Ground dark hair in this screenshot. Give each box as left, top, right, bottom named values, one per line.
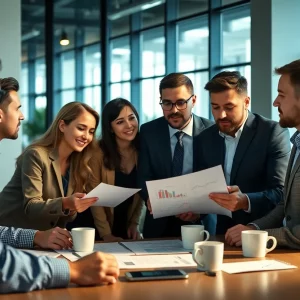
left=159, top=73, right=194, bottom=95
left=204, top=71, right=248, bottom=95
left=99, top=98, right=139, bottom=170
left=0, top=77, right=19, bottom=110
left=275, top=59, right=300, bottom=98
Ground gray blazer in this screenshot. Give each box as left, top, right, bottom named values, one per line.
left=255, top=145, right=300, bottom=249
left=0, top=146, right=76, bottom=230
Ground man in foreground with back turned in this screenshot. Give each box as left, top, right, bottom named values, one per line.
left=0, top=77, right=119, bottom=293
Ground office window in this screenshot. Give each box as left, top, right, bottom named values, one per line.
left=21, top=63, right=29, bottom=95
left=61, top=51, right=75, bottom=89
left=35, top=58, right=46, bottom=94
left=178, top=0, right=208, bottom=18
left=111, top=37, right=131, bottom=82
left=111, top=83, right=131, bottom=101
left=84, top=44, right=101, bottom=85
left=141, top=77, right=163, bottom=124
left=62, top=90, right=76, bottom=105
left=178, top=17, right=209, bottom=72
left=83, top=86, right=101, bottom=113
left=141, top=27, right=165, bottom=77
left=222, top=8, right=251, bottom=65
left=188, top=72, right=209, bottom=119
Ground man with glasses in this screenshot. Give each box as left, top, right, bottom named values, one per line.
left=138, top=73, right=214, bottom=238
left=193, top=71, right=290, bottom=236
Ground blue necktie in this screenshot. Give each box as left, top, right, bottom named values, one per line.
left=172, top=131, right=184, bottom=176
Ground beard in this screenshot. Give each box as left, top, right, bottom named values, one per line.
left=278, top=106, right=300, bottom=128
left=216, top=118, right=241, bottom=135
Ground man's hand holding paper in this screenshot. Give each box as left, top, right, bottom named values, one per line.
left=146, top=165, right=232, bottom=219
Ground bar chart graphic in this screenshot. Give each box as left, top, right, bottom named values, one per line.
left=157, top=189, right=186, bottom=199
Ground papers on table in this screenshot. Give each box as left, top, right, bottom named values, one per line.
left=146, top=165, right=231, bottom=219
left=222, top=260, right=297, bottom=274
left=55, top=240, right=188, bottom=261
left=120, top=240, right=188, bottom=255
left=55, top=242, right=135, bottom=261
left=20, top=249, right=60, bottom=258
left=116, top=254, right=196, bottom=269
left=55, top=250, right=80, bottom=262
left=83, top=182, right=140, bottom=207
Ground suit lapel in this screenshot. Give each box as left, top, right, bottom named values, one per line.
left=230, top=113, right=256, bottom=184
left=192, top=115, right=205, bottom=137
left=285, top=146, right=299, bottom=205
left=192, top=115, right=206, bottom=171
left=49, top=149, right=64, bottom=196
left=158, top=118, right=173, bottom=177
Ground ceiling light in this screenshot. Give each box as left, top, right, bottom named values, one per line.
left=60, top=31, right=70, bottom=46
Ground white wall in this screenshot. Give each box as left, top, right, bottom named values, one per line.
left=251, top=0, right=300, bottom=126
left=0, top=0, right=22, bottom=190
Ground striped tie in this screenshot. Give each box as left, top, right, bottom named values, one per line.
left=172, top=131, right=184, bottom=176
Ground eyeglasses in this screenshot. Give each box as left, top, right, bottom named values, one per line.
left=159, top=95, right=194, bottom=111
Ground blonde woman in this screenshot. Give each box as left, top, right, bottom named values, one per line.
left=90, top=98, right=145, bottom=242
left=0, top=102, right=99, bottom=232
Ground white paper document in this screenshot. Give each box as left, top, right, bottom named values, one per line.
left=83, top=182, right=140, bottom=207
left=55, top=243, right=134, bottom=261
left=116, top=254, right=197, bottom=269
left=55, top=249, right=80, bottom=262
left=222, top=260, right=297, bottom=274
left=21, top=249, right=60, bottom=258
left=120, top=240, right=189, bottom=255
left=146, top=165, right=231, bottom=218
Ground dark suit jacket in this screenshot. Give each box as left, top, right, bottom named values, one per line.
left=194, top=112, right=290, bottom=234
left=138, top=114, right=214, bottom=238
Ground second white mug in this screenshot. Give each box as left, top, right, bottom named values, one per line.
left=192, top=241, right=224, bottom=272
left=242, top=230, right=277, bottom=258
left=181, top=225, right=210, bottom=250
left=71, top=227, right=95, bottom=252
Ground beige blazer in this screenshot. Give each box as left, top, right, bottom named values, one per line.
left=90, top=148, right=145, bottom=238
left=0, top=146, right=76, bottom=230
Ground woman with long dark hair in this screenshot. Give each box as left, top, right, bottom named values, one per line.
left=91, top=98, right=145, bottom=242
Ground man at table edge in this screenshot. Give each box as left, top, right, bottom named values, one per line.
left=225, top=59, right=300, bottom=250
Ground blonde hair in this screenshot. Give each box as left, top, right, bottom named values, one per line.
left=18, top=102, right=100, bottom=192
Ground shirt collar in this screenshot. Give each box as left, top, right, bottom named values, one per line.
left=219, top=112, right=248, bottom=139
left=169, top=114, right=194, bottom=138
left=290, top=131, right=300, bottom=149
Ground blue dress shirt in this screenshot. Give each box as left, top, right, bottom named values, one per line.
left=0, top=240, right=70, bottom=293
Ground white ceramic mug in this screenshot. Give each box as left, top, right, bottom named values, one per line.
left=242, top=230, right=277, bottom=258
left=181, top=225, right=210, bottom=250
left=192, top=241, right=224, bottom=272
left=71, top=227, right=95, bottom=252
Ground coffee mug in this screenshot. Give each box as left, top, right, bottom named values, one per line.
left=192, top=241, right=224, bottom=272
left=242, top=230, right=277, bottom=258
left=71, top=227, right=95, bottom=252
left=181, top=225, right=210, bottom=250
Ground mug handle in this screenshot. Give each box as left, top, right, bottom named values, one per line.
left=192, top=248, right=205, bottom=268
left=266, top=236, right=277, bottom=253
left=200, top=230, right=210, bottom=241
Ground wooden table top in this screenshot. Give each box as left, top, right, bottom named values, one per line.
left=1, top=239, right=300, bottom=300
